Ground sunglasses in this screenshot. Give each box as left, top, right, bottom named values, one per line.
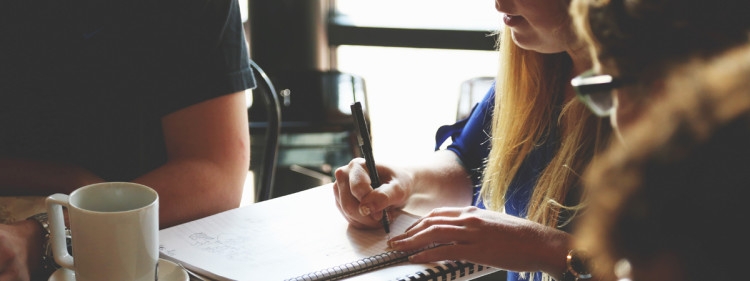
left=571, top=69, right=630, bottom=117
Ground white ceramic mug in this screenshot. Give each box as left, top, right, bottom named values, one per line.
left=46, top=182, right=159, bottom=281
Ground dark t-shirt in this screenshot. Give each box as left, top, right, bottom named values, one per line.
left=0, top=0, right=256, bottom=181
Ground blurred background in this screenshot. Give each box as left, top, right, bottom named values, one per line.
left=243, top=0, right=500, bottom=203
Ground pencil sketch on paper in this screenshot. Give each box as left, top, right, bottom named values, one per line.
left=179, top=231, right=255, bottom=261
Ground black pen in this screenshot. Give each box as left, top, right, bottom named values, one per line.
left=350, top=101, right=391, bottom=234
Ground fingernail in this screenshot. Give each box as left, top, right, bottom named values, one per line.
left=359, top=205, right=371, bottom=216
left=388, top=239, right=401, bottom=250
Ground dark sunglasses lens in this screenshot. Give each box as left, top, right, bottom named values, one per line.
left=577, top=90, right=614, bottom=117
left=588, top=91, right=613, bottom=115
left=572, top=71, right=617, bottom=117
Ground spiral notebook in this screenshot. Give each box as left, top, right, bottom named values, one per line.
left=286, top=249, right=492, bottom=281
left=159, top=184, right=500, bottom=281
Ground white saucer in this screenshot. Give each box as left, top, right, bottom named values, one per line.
left=48, top=258, right=189, bottom=281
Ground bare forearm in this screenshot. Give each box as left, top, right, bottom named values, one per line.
left=133, top=158, right=246, bottom=229
left=0, top=159, right=103, bottom=196
left=149, top=91, right=250, bottom=228
left=401, top=150, right=474, bottom=215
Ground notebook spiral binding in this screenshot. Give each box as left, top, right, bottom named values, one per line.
left=392, top=260, right=491, bottom=281
left=285, top=248, right=492, bottom=281
left=285, top=250, right=412, bottom=281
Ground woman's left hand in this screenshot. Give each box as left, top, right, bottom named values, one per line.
left=387, top=206, right=569, bottom=275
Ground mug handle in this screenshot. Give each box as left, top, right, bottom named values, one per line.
left=46, top=193, right=74, bottom=269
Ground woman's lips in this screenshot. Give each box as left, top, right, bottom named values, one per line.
left=503, top=14, right=524, bottom=27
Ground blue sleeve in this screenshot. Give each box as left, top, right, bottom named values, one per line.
left=434, top=84, right=494, bottom=200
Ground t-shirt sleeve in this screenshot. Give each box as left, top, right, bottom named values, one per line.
left=433, top=84, right=495, bottom=188
left=158, top=0, right=256, bottom=115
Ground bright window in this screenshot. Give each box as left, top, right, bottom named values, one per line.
left=334, top=0, right=498, bottom=31
left=334, top=0, right=501, bottom=163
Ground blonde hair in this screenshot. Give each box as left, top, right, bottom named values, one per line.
left=478, top=26, right=611, bottom=281
left=480, top=27, right=610, bottom=227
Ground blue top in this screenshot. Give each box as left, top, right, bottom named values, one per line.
left=434, top=84, right=558, bottom=281
left=435, top=85, right=494, bottom=208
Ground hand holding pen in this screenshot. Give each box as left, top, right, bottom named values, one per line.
left=351, top=101, right=391, bottom=234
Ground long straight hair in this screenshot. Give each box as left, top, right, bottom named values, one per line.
left=480, top=27, right=610, bottom=228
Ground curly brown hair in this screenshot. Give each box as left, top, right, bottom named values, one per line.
left=571, top=0, right=750, bottom=85
left=579, top=43, right=750, bottom=281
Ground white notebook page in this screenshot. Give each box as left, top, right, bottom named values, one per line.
left=159, top=184, right=498, bottom=281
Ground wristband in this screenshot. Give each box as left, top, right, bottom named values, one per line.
left=26, top=213, right=71, bottom=275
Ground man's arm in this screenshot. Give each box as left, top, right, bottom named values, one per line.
left=134, top=91, right=250, bottom=228
left=0, top=159, right=103, bottom=196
